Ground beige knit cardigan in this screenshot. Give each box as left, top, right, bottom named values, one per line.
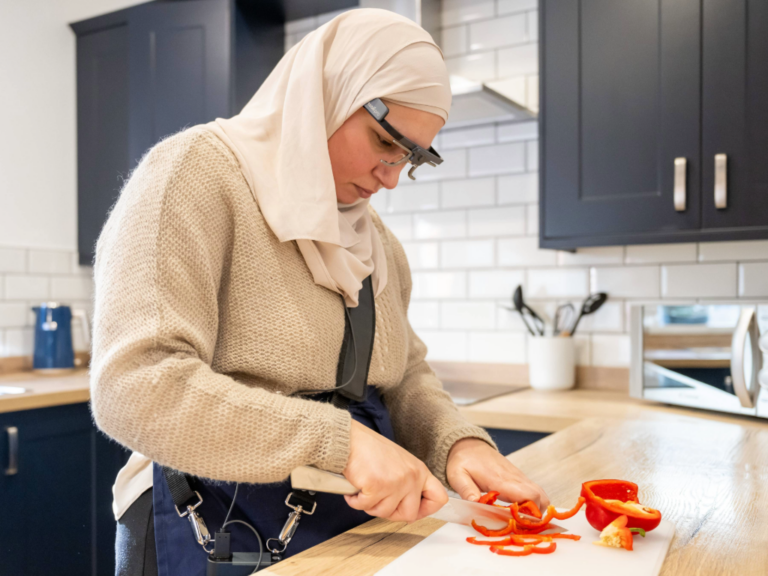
left=90, top=127, right=495, bottom=487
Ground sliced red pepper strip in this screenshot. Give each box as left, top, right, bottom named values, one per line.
left=470, top=519, right=515, bottom=537
left=517, top=500, right=543, bottom=519
left=552, top=497, right=586, bottom=520
left=491, top=541, right=557, bottom=556
left=467, top=535, right=553, bottom=546
left=510, top=503, right=557, bottom=528
left=477, top=491, right=500, bottom=506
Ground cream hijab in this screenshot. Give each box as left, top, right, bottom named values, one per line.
left=204, top=9, right=451, bottom=306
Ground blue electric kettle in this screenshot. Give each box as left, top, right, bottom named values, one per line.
left=31, top=303, right=90, bottom=371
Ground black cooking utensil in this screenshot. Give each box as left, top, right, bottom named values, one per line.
left=513, top=285, right=545, bottom=336
left=564, top=292, right=608, bottom=336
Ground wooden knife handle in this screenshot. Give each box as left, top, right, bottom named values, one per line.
left=290, top=465, right=359, bottom=495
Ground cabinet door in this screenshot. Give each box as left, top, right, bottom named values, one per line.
left=541, top=0, right=702, bottom=249
left=128, top=0, right=232, bottom=165
left=701, top=0, right=768, bottom=234
left=75, top=22, right=130, bottom=266
left=0, top=404, right=93, bottom=576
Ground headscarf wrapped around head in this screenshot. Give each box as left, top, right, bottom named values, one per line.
left=205, top=9, right=451, bottom=306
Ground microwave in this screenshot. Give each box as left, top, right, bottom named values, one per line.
left=630, top=303, right=768, bottom=418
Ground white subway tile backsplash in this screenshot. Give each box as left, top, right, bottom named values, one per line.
left=441, top=25, right=468, bottom=57
left=497, top=121, right=538, bottom=143
left=469, top=142, right=525, bottom=176
left=469, top=332, right=526, bottom=363
left=408, top=301, right=441, bottom=329
left=527, top=10, right=538, bottom=42
left=558, top=247, right=624, bottom=266
left=2, top=327, right=34, bottom=357
left=498, top=43, right=538, bottom=77
left=698, top=240, right=768, bottom=262
left=497, top=304, right=530, bottom=332
left=5, top=276, right=49, bottom=301
left=381, top=214, right=413, bottom=240
left=442, top=178, right=495, bottom=209
left=573, top=334, right=591, bottom=366
left=50, top=276, right=94, bottom=301
left=498, top=0, right=538, bottom=16
left=591, top=334, right=631, bottom=367
left=527, top=268, right=589, bottom=298
left=412, top=271, right=467, bottom=299
left=422, top=330, right=468, bottom=361
left=470, top=270, right=525, bottom=298
left=440, top=125, right=495, bottom=149
left=591, top=266, right=660, bottom=298
left=442, top=0, right=495, bottom=26
left=446, top=51, right=496, bottom=83
left=498, top=172, right=538, bottom=204
left=576, top=301, right=624, bottom=333
left=369, top=190, right=389, bottom=213
left=389, top=183, right=439, bottom=213
left=0, top=303, right=28, bottom=328
left=526, top=140, right=538, bottom=171
left=0, top=248, right=26, bottom=273
left=442, top=301, right=496, bottom=329
left=441, top=239, right=494, bottom=269
left=526, top=204, right=538, bottom=236
left=625, top=243, right=697, bottom=264
left=28, top=250, right=71, bottom=274
left=469, top=206, right=525, bottom=237
left=401, top=242, right=439, bottom=270
left=661, top=263, right=737, bottom=298
left=414, top=211, right=466, bottom=239
left=739, top=263, right=768, bottom=297
left=498, top=237, right=557, bottom=267
left=469, top=14, right=527, bottom=52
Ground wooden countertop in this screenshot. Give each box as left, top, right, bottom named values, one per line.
left=0, top=369, right=89, bottom=413
left=263, top=389, right=768, bottom=576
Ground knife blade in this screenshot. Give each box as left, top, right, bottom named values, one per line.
left=290, top=466, right=566, bottom=533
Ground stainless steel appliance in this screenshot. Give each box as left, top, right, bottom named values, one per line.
left=630, top=303, right=768, bottom=418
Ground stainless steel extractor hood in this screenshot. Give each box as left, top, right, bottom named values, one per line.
left=360, top=0, right=537, bottom=128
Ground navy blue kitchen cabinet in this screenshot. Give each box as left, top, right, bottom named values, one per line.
left=0, top=403, right=130, bottom=576
left=540, top=0, right=768, bottom=249
left=484, top=428, right=549, bottom=456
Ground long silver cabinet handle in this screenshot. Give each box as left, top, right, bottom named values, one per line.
left=715, top=153, right=727, bottom=209
left=4, top=426, right=18, bottom=476
left=674, top=157, right=687, bottom=211
left=731, top=308, right=762, bottom=409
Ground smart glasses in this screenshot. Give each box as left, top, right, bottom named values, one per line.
left=363, top=98, right=443, bottom=180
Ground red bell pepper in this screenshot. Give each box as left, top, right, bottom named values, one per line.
left=491, top=541, right=557, bottom=556
left=580, top=480, right=661, bottom=532
left=477, top=491, right=500, bottom=506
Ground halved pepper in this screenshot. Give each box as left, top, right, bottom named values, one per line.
left=580, top=480, right=661, bottom=532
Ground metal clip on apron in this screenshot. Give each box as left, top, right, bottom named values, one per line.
left=161, top=275, right=376, bottom=570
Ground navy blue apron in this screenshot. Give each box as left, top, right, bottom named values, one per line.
left=153, top=274, right=381, bottom=576
left=152, top=387, right=395, bottom=576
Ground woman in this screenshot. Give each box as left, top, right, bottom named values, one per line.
left=92, top=9, right=549, bottom=576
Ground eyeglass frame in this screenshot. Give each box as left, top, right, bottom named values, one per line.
left=363, top=98, right=443, bottom=181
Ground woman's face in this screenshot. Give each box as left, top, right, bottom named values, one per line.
left=328, top=101, right=445, bottom=204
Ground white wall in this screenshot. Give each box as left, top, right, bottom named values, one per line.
left=0, top=0, right=146, bottom=356
left=0, top=0, right=145, bottom=250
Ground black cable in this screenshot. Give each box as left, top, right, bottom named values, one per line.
left=294, top=301, right=358, bottom=396
left=220, top=519, right=264, bottom=575
left=223, top=483, right=239, bottom=528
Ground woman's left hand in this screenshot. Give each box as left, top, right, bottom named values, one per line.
left=445, top=438, right=550, bottom=510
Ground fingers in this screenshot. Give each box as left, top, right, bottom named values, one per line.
left=417, top=474, right=449, bottom=520
left=449, top=467, right=482, bottom=503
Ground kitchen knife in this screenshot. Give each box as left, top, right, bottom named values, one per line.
left=290, top=466, right=566, bottom=533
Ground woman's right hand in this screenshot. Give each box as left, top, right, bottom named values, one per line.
left=343, top=420, right=448, bottom=523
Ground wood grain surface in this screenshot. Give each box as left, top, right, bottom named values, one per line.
left=263, top=413, right=768, bottom=576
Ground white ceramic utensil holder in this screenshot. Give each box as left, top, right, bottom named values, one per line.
left=528, top=336, right=575, bottom=391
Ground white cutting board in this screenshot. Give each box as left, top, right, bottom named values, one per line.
left=376, top=510, right=675, bottom=576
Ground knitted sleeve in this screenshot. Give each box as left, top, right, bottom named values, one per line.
left=378, top=227, right=498, bottom=487
left=90, top=129, right=351, bottom=484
